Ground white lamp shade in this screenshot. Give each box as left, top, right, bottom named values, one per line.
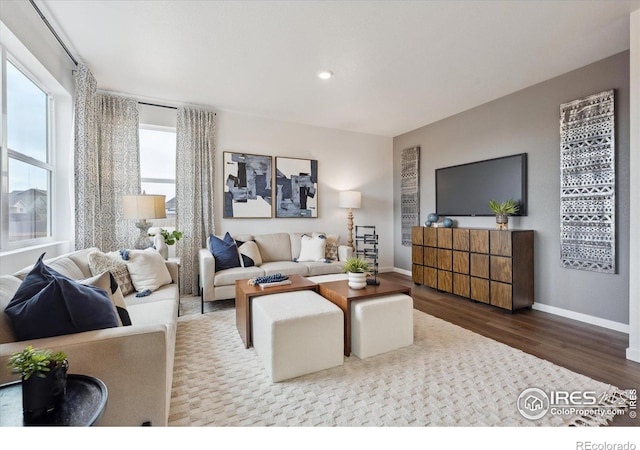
left=123, top=194, right=167, bottom=220
left=339, top=190, right=362, bottom=209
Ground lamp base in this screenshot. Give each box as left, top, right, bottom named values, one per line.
left=134, top=220, right=153, bottom=249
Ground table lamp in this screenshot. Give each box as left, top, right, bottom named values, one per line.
left=338, top=190, right=361, bottom=250
left=123, top=193, right=167, bottom=249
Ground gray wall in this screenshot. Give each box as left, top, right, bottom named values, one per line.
left=393, top=51, right=630, bottom=324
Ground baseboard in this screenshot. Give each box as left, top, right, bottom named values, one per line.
left=391, top=267, right=411, bottom=276
left=532, top=303, right=629, bottom=334
left=626, top=347, right=640, bottom=363
left=386, top=269, right=629, bottom=334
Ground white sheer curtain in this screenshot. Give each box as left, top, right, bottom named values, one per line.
left=74, top=64, right=141, bottom=251
left=176, top=107, right=216, bottom=295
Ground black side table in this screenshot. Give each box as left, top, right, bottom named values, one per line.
left=0, top=374, right=108, bottom=426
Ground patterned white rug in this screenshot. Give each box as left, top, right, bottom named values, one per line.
left=170, top=299, right=628, bottom=426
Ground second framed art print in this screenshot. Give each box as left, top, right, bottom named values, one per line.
left=275, top=157, right=318, bottom=218
left=223, top=152, right=273, bottom=218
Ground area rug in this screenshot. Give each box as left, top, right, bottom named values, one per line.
left=169, top=305, right=629, bottom=426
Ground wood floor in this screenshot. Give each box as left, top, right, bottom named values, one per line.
left=377, top=271, right=640, bottom=426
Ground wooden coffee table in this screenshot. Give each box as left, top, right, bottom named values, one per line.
left=235, top=274, right=318, bottom=348
left=318, top=280, right=412, bottom=356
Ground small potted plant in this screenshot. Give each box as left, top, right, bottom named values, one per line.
left=152, top=229, right=184, bottom=259
left=488, top=199, right=519, bottom=230
left=343, top=257, right=370, bottom=290
left=8, top=345, right=69, bottom=421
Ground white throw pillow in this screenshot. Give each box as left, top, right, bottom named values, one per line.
left=297, top=235, right=327, bottom=262
left=238, top=241, right=263, bottom=267
left=125, top=248, right=172, bottom=293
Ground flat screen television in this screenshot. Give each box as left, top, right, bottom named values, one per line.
left=435, top=153, right=527, bottom=216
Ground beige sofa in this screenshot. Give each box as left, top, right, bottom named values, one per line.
left=0, top=248, right=179, bottom=426
left=199, top=232, right=352, bottom=311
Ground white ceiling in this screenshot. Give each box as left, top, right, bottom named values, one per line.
left=38, top=0, right=640, bottom=137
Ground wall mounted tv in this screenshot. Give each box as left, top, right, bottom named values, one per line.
left=435, top=153, right=527, bottom=216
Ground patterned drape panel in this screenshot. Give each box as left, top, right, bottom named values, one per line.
left=96, top=94, right=141, bottom=251
left=74, top=65, right=140, bottom=251
left=176, top=107, right=216, bottom=294
left=73, top=64, right=100, bottom=250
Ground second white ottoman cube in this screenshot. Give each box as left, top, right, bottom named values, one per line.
left=351, top=293, right=414, bottom=359
left=252, top=290, right=344, bottom=382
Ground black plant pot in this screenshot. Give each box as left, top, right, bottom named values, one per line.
left=22, top=361, right=68, bottom=423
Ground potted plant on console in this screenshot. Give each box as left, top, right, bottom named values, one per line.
left=343, top=257, right=370, bottom=290
left=488, top=199, right=519, bottom=230
left=152, top=229, right=184, bottom=260
left=8, top=345, right=69, bottom=422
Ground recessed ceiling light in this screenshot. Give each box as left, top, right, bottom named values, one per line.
left=317, top=70, right=333, bottom=80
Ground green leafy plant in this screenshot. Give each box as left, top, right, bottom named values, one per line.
left=160, top=229, right=183, bottom=246
left=343, top=257, right=370, bottom=274
left=488, top=199, right=519, bottom=216
left=8, top=346, right=67, bottom=380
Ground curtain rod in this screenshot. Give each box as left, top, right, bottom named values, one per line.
left=29, top=0, right=78, bottom=67
left=138, top=101, right=177, bottom=110
left=138, top=101, right=217, bottom=115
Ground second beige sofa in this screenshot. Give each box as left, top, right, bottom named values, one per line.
left=198, top=232, right=352, bottom=310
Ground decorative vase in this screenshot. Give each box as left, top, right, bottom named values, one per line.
left=495, top=214, right=509, bottom=230
left=22, top=361, right=68, bottom=422
left=348, top=272, right=367, bottom=290
left=154, top=234, right=169, bottom=260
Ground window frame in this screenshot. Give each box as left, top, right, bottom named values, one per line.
left=1, top=48, right=55, bottom=250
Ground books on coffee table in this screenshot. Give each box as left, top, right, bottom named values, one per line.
left=259, top=280, right=293, bottom=289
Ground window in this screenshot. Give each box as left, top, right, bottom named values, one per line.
left=2, top=58, right=53, bottom=246
left=139, top=126, right=177, bottom=225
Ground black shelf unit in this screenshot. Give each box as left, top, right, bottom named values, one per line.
left=355, top=225, right=379, bottom=285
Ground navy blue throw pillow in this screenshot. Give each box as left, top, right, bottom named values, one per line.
left=4, top=253, right=120, bottom=341
left=209, top=233, right=241, bottom=272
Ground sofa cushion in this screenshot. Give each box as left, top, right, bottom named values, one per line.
left=127, top=300, right=177, bottom=328
left=260, top=261, right=309, bottom=277
left=125, top=248, right=173, bottom=293
left=4, top=254, right=119, bottom=341
left=209, top=233, right=242, bottom=272
left=254, top=233, right=292, bottom=263
left=47, top=258, right=86, bottom=280
left=13, top=257, right=85, bottom=281
left=0, top=275, right=22, bottom=344
left=214, top=266, right=265, bottom=286
left=297, top=235, right=327, bottom=262
left=238, top=241, right=262, bottom=267
left=124, top=283, right=178, bottom=306
left=65, top=247, right=99, bottom=279
left=232, top=234, right=255, bottom=243
left=88, top=250, right=135, bottom=295
left=289, top=233, right=305, bottom=260
left=301, top=260, right=345, bottom=276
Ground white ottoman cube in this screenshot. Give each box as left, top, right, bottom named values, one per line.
left=351, top=293, right=414, bottom=359
left=252, top=290, right=344, bottom=382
